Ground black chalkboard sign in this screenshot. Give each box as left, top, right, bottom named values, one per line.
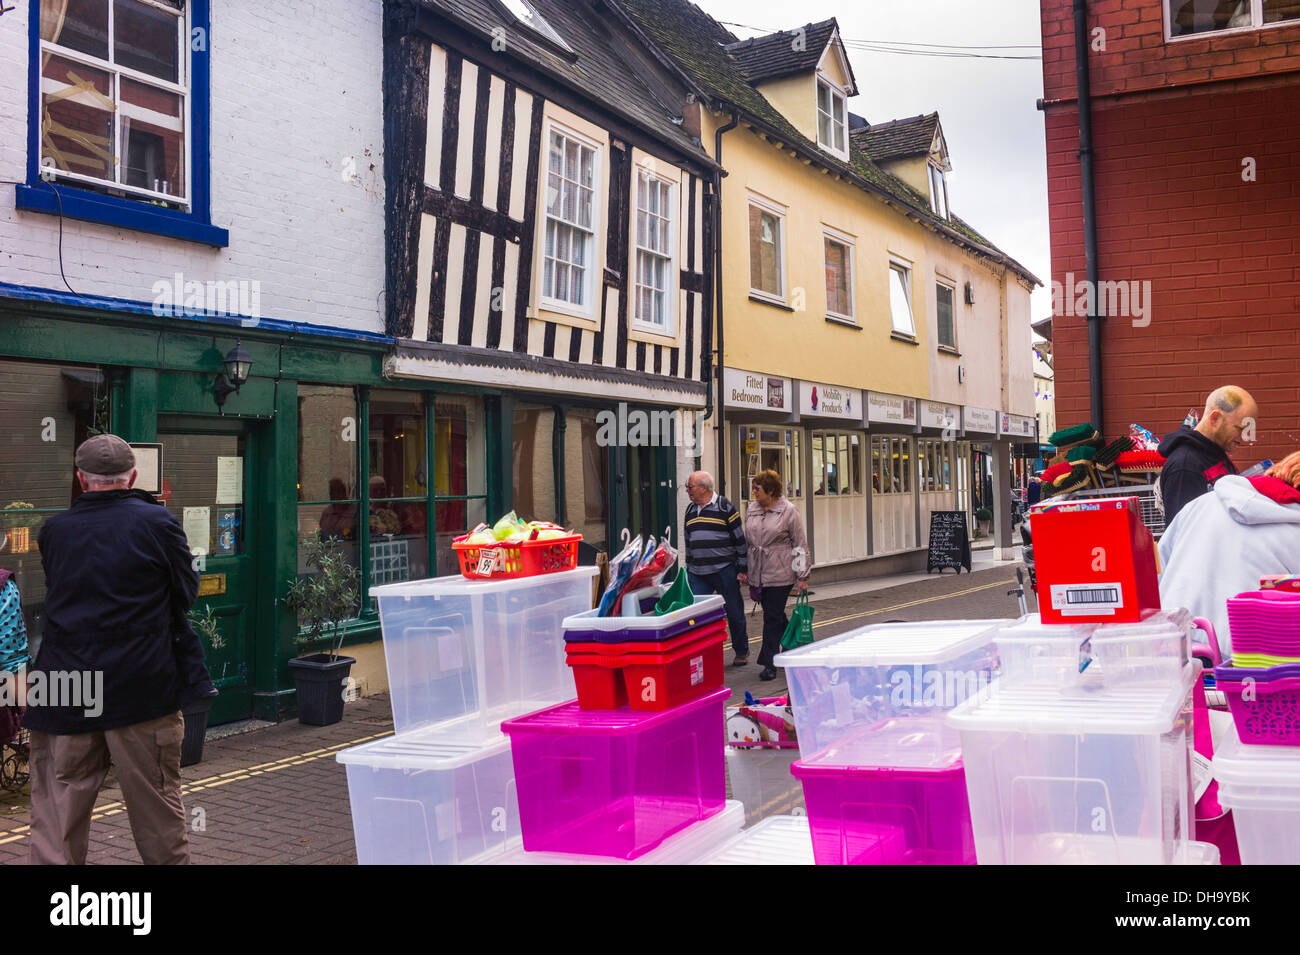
left=927, top=510, right=972, bottom=574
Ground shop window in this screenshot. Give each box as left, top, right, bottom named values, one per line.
left=872, top=435, right=913, bottom=495
left=368, top=390, right=429, bottom=585
left=513, top=405, right=557, bottom=522
left=434, top=396, right=487, bottom=577
left=0, top=360, right=108, bottom=648
left=562, top=409, right=609, bottom=551
left=739, top=425, right=801, bottom=508
left=814, top=432, right=862, bottom=496
left=297, top=384, right=361, bottom=590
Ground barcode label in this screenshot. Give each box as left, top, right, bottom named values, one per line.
left=1050, top=582, right=1124, bottom=615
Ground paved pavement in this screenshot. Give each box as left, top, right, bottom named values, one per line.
left=0, top=556, right=1035, bottom=864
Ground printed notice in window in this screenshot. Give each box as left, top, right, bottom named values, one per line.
left=216, top=456, right=243, bottom=505
left=183, top=507, right=210, bottom=556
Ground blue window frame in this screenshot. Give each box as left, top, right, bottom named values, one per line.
left=16, top=0, right=227, bottom=246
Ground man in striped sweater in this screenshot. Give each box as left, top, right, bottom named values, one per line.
left=684, top=471, right=750, bottom=666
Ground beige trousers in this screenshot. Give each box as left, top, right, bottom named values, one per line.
left=27, top=710, right=190, bottom=865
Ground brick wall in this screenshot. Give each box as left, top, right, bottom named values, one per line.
left=1046, top=82, right=1300, bottom=464
left=0, top=0, right=386, bottom=333
left=1042, top=0, right=1300, bottom=102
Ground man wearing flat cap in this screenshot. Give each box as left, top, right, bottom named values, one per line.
left=25, top=434, right=214, bottom=865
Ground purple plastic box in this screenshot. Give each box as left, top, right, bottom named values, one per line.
left=791, top=758, right=977, bottom=865
left=501, top=687, right=728, bottom=859
left=562, top=599, right=726, bottom=644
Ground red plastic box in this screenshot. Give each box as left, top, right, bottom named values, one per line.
left=1029, top=496, right=1160, bottom=624
left=566, top=620, right=726, bottom=710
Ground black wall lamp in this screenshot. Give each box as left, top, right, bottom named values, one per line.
left=214, top=340, right=253, bottom=408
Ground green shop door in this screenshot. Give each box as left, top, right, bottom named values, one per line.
left=158, top=417, right=260, bottom=725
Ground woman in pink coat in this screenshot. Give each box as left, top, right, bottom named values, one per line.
left=738, top=469, right=811, bottom=681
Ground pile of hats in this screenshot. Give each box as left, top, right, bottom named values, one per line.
left=1036, top=423, right=1166, bottom=498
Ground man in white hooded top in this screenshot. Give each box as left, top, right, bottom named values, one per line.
left=1159, top=453, right=1300, bottom=662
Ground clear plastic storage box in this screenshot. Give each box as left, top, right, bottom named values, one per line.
left=336, top=725, right=520, bottom=865
left=371, top=567, right=595, bottom=735
left=990, top=610, right=1193, bottom=686
left=993, top=615, right=1097, bottom=684
left=1211, top=721, right=1300, bottom=865
left=725, top=745, right=802, bottom=826
left=774, top=620, right=1002, bottom=766
left=695, top=815, right=816, bottom=865
left=948, top=663, right=1198, bottom=864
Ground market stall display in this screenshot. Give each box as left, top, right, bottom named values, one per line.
left=1210, top=723, right=1300, bottom=864
left=565, top=619, right=727, bottom=710
left=451, top=512, right=581, bottom=579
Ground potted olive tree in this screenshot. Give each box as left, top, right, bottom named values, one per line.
left=283, top=537, right=360, bottom=726
left=182, top=606, right=225, bottom=766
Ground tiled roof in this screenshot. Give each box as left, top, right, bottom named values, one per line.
left=723, top=19, right=841, bottom=86
left=615, top=0, right=1039, bottom=285
left=416, top=0, right=709, bottom=163
left=852, top=113, right=940, bottom=163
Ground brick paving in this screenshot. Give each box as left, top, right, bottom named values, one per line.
left=0, top=562, right=1029, bottom=865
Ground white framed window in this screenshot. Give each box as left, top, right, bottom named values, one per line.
left=936, top=280, right=956, bottom=349
left=632, top=167, right=676, bottom=334
left=1166, top=0, right=1299, bottom=39
left=928, top=163, right=949, bottom=219
left=816, top=77, right=848, bottom=158
left=748, top=193, right=786, bottom=304
left=889, top=261, right=916, bottom=337
left=499, top=0, right=572, bottom=51
left=823, top=227, right=855, bottom=322
left=813, top=432, right=862, bottom=496
left=38, top=0, right=189, bottom=207
left=541, top=123, right=600, bottom=317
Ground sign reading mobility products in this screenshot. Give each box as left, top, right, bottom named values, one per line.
left=866, top=391, right=917, bottom=426
left=799, top=381, right=862, bottom=419
left=963, top=406, right=998, bottom=435
left=723, top=368, right=791, bottom=412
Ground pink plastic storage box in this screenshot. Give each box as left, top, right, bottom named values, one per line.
left=500, top=687, right=729, bottom=859
left=790, top=757, right=976, bottom=865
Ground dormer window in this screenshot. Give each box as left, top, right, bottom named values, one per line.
left=499, top=0, right=572, bottom=52
left=816, top=78, right=847, bottom=158
left=928, top=162, right=949, bottom=220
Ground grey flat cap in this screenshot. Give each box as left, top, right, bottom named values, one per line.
left=74, top=434, right=136, bottom=476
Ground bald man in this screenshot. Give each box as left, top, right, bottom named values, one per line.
left=1158, top=385, right=1258, bottom=525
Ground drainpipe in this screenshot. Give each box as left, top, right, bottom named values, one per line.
left=1074, top=0, right=1104, bottom=430
left=710, top=111, right=740, bottom=495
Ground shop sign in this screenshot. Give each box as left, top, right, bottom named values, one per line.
left=723, top=368, right=790, bottom=413
left=919, top=401, right=959, bottom=431
left=963, top=406, right=997, bottom=434
left=999, top=413, right=1037, bottom=439
left=866, top=391, right=917, bottom=426
left=798, top=381, right=861, bottom=420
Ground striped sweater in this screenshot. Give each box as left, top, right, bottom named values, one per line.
left=684, top=495, right=747, bottom=575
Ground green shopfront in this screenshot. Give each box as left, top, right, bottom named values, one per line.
left=0, top=288, right=679, bottom=724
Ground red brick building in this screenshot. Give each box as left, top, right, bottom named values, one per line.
left=1040, top=0, right=1300, bottom=465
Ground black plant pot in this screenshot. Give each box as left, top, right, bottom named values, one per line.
left=288, top=654, right=356, bottom=726
left=180, top=694, right=216, bottom=767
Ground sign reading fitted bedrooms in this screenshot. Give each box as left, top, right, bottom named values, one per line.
left=799, top=381, right=861, bottom=420
left=866, top=391, right=917, bottom=426
left=963, top=406, right=998, bottom=434
left=724, top=368, right=791, bottom=412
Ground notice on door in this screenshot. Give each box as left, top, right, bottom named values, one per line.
left=216, top=456, right=243, bottom=504
left=183, top=507, right=211, bottom=556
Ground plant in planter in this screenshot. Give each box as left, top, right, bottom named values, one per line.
left=180, top=606, right=226, bottom=767
left=283, top=537, right=361, bottom=726
left=975, top=506, right=993, bottom=535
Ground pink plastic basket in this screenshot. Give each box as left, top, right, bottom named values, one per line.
left=790, top=759, right=976, bottom=865
left=1218, top=675, right=1300, bottom=746
left=500, top=687, right=728, bottom=859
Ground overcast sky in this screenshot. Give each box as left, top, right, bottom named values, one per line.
left=695, top=0, right=1053, bottom=322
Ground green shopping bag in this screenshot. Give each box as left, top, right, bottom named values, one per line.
left=780, top=591, right=815, bottom=650
left=655, top=565, right=695, bottom=614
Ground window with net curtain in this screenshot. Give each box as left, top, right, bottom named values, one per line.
left=825, top=237, right=852, bottom=319
left=38, top=0, right=189, bottom=205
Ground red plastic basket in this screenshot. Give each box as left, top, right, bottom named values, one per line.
left=452, top=534, right=581, bottom=579
left=1219, top=676, right=1300, bottom=745
left=566, top=622, right=727, bottom=711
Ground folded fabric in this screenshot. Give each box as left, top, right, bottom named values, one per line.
left=1049, top=422, right=1098, bottom=447
left=1115, top=449, right=1166, bottom=472
left=1066, top=444, right=1098, bottom=462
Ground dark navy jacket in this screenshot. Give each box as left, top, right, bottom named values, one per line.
left=24, top=489, right=214, bottom=735
left=1158, top=426, right=1237, bottom=527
